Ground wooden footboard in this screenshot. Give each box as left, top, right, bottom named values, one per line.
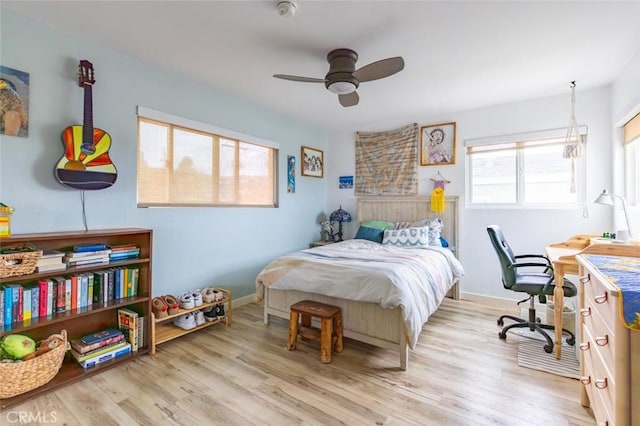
left=264, top=288, right=411, bottom=369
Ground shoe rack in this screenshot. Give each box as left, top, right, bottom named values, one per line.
left=150, top=288, right=231, bottom=355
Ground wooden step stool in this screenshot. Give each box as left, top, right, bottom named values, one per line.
left=287, top=300, right=343, bottom=363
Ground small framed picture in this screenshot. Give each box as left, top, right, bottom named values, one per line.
left=420, top=122, right=456, bottom=166
left=339, top=175, right=353, bottom=189
left=301, top=145, right=324, bottom=178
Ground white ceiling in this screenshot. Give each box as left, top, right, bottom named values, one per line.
left=3, top=1, right=640, bottom=133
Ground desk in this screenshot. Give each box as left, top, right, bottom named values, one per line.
left=546, top=235, right=640, bottom=359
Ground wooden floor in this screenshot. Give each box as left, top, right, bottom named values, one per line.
left=3, top=298, right=595, bottom=425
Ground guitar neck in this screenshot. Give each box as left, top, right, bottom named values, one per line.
left=82, top=85, right=94, bottom=145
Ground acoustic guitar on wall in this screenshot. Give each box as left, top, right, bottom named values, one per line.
left=55, top=60, right=117, bottom=190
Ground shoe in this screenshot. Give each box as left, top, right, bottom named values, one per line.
left=215, top=304, right=225, bottom=318
left=173, top=313, right=197, bottom=330
left=163, top=294, right=180, bottom=315
left=152, top=297, right=168, bottom=318
left=214, top=289, right=224, bottom=301
left=202, top=287, right=218, bottom=303
left=203, top=306, right=218, bottom=322
left=191, top=290, right=203, bottom=307
left=194, top=310, right=205, bottom=326
left=179, top=292, right=195, bottom=309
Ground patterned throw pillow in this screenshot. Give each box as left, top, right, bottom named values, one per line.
left=382, top=226, right=430, bottom=248
left=394, top=218, right=444, bottom=247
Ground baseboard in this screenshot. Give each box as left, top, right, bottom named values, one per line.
left=459, top=291, right=521, bottom=312
left=232, top=293, right=257, bottom=308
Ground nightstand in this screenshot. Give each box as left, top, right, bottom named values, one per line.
left=309, top=240, right=335, bottom=248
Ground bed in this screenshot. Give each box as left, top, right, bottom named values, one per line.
left=256, top=196, right=463, bottom=370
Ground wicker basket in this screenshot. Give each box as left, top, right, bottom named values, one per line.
left=0, top=330, right=67, bottom=399
left=0, top=250, right=42, bottom=278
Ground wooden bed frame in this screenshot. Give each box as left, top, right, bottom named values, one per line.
left=263, top=196, right=460, bottom=370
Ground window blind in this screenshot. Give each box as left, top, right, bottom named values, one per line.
left=624, top=112, right=640, bottom=145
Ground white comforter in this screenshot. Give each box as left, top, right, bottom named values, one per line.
left=255, top=239, right=465, bottom=348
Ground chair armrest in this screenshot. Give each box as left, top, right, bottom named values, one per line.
left=514, top=254, right=551, bottom=265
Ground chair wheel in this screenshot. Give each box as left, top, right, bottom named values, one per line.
left=566, top=336, right=576, bottom=346
left=498, top=331, right=507, bottom=340
left=543, top=344, right=553, bottom=353
left=497, top=319, right=504, bottom=326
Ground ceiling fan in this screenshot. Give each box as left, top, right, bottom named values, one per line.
left=273, top=48, right=405, bottom=107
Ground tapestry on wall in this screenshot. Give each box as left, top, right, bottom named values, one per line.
left=355, top=122, right=418, bottom=195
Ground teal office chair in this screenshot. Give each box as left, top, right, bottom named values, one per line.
left=487, top=225, right=576, bottom=353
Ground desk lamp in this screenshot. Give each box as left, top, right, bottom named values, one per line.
left=329, top=206, right=351, bottom=242
left=594, top=189, right=633, bottom=240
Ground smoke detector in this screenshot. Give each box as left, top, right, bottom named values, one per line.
left=276, top=1, right=297, bottom=18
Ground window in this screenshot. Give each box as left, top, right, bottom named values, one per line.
left=137, top=108, right=278, bottom=207
left=466, top=128, right=586, bottom=206
left=624, top=112, right=640, bottom=206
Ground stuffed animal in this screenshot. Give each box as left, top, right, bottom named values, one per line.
left=21, top=334, right=65, bottom=361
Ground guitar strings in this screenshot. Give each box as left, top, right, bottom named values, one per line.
left=80, top=190, right=88, bottom=231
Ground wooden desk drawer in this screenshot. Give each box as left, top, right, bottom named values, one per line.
left=581, top=297, right=616, bottom=369
left=582, top=271, right=617, bottom=327
left=582, top=341, right=615, bottom=425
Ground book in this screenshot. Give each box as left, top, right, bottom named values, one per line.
left=81, top=328, right=123, bottom=345
left=65, top=256, right=110, bottom=266
left=71, top=340, right=128, bottom=362
left=65, top=249, right=112, bottom=259
left=72, top=243, right=108, bottom=253
left=36, top=263, right=67, bottom=273
left=78, top=343, right=131, bottom=369
left=71, top=332, right=125, bottom=354
left=136, top=315, right=144, bottom=350
left=117, top=308, right=138, bottom=352
left=109, top=244, right=138, bottom=252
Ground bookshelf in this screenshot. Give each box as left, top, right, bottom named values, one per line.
left=0, top=228, right=152, bottom=410
left=150, top=288, right=231, bottom=354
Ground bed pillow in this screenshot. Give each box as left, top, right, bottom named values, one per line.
left=354, top=226, right=384, bottom=243
left=426, top=218, right=444, bottom=247
left=382, top=226, right=430, bottom=248
left=360, top=220, right=395, bottom=231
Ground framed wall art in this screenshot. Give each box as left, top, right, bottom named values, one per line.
left=301, top=145, right=323, bottom=178
left=0, top=65, right=30, bottom=138
left=420, top=122, right=456, bottom=166
left=287, top=155, right=296, bottom=193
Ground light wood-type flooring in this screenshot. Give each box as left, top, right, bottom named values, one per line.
left=3, top=298, right=595, bottom=425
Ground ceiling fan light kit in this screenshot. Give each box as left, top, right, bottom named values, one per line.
left=273, top=47, right=405, bottom=107
left=276, top=0, right=297, bottom=17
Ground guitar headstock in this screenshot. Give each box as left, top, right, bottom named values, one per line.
left=78, top=60, right=95, bottom=87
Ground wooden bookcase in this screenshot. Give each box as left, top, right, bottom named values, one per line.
left=0, top=228, right=152, bottom=410
left=150, top=288, right=231, bottom=354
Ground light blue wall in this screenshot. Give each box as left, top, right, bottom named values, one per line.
left=0, top=11, right=328, bottom=298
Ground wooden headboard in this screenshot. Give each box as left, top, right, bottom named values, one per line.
left=356, top=196, right=459, bottom=254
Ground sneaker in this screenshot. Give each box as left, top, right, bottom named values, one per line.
left=203, top=306, right=218, bottom=322
left=191, top=290, right=203, bottom=307
left=179, top=292, right=195, bottom=309
left=173, top=313, right=197, bottom=330
left=215, top=304, right=225, bottom=318
left=194, top=310, right=205, bottom=326
left=214, top=289, right=224, bottom=302
left=202, top=287, right=218, bottom=303
left=152, top=297, right=168, bottom=318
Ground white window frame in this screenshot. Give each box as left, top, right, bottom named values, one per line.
left=624, top=112, right=640, bottom=207
left=465, top=127, right=588, bottom=208
left=136, top=107, right=279, bottom=208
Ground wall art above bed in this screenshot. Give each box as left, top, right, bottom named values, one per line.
left=355, top=122, right=418, bottom=195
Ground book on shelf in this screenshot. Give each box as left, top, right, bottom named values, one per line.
left=72, top=243, right=108, bottom=253
left=65, top=249, right=112, bottom=259
left=80, top=328, right=123, bottom=345
left=78, top=342, right=132, bottom=369
left=109, top=244, right=138, bottom=252
left=117, top=308, right=139, bottom=352
left=65, top=256, right=110, bottom=267
left=71, top=332, right=125, bottom=354
left=36, top=263, right=67, bottom=273
left=71, top=340, right=128, bottom=362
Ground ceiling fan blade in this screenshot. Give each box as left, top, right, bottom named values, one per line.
left=273, top=74, right=325, bottom=83
left=339, top=91, right=359, bottom=107
left=353, top=57, right=405, bottom=83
